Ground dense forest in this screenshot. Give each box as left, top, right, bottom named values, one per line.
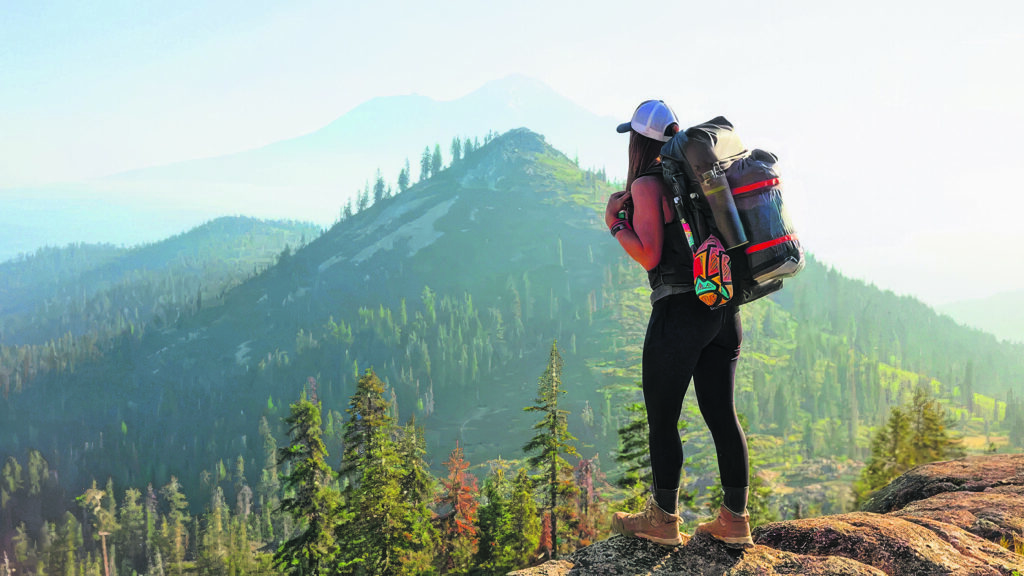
left=2, top=128, right=1023, bottom=574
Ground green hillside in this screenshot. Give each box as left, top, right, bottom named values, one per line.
left=0, top=216, right=319, bottom=348
left=2, top=127, right=1023, bottom=540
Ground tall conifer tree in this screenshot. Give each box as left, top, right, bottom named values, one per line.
left=392, top=417, right=438, bottom=574
left=473, top=462, right=540, bottom=573
left=273, top=392, right=340, bottom=576
left=507, top=468, right=541, bottom=567
left=419, top=147, right=432, bottom=182
left=430, top=144, right=443, bottom=176
left=435, top=443, right=478, bottom=575
left=339, top=370, right=391, bottom=487
left=337, top=369, right=425, bottom=575
left=397, top=159, right=410, bottom=193
left=450, top=137, right=462, bottom=164
left=522, top=341, right=578, bottom=559
left=474, top=463, right=513, bottom=573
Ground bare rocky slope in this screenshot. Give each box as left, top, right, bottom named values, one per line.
left=512, top=454, right=1024, bottom=575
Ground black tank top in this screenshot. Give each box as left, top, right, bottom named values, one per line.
left=635, top=167, right=694, bottom=302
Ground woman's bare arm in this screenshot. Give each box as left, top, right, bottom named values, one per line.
left=608, top=176, right=664, bottom=271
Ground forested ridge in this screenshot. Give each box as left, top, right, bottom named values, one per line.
left=0, top=217, right=320, bottom=346
left=2, top=128, right=1023, bottom=574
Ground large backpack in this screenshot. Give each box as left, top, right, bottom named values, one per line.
left=660, top=117, right=804, bottom=306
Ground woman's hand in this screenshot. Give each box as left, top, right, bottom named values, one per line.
left=606, top=190, right=632, bottom=228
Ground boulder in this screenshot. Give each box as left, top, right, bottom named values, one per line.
left=753, top=512, right=1023, bottom=576
left=860, top=454, right=1024, bottom=515
left=890, top=488, right=1024, bottom=546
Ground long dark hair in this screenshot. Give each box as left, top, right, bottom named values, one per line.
left=626, top=130, right=665, bottom=192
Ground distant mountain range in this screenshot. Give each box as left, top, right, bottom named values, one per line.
left=0, top=75, right=623, bottom=263
left=939, top=290, right=1024, bottom=344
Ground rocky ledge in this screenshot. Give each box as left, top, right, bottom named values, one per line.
left=511, top=454, right=1024, bottom=576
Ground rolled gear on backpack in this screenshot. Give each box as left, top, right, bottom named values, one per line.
left=727, top=149, right=804, bottom=286
left=660, top=117, right=804, bottom=306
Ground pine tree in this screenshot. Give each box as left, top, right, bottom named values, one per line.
left=507, top=468, right=541, bottom=568
left=55, top=511, right=81, bottom=576
left=773, top=385, right=791, bottom=434
left=117, top=488, right=146, bottom=575
left=273, top=392, right=341, bottom=576
left=435, top=443, right=478, bottom=575
left=78, top=480, right=120, bottom=576
left=397, top=159, right=410, bottom=193
left=152, top=478, right=190, bottom=576
left=612, top=398, right=656, bottom=516
left=522, top=341, right=579, bottom=559
left=474, top=462, right=513, bottom=573
left=12, top=522, right=30, bottom=567
left=257, top=416, right=281, bottom=545
left=393, top=418, right=438, bottom=574
left=907, top=386, right=964, bottom=465
left=856, top=406, right=912, bottom=504
left=27, top=449, right=48, bottom=496
left=373, top=169, right=387, bottom=203
left=963, top=360, right=975, bottom=416
left=1, top=455, right=23, bottom=511
left=356, top=184, right=370, bottom=212
left=337, top=368, right=423, bottom=575
left=339, top=370, right=392, bottom=486
left=431, top=143, right=443, bottom=176
left=197, top=486, right=229, bottom=576
left=450, top=137, right=462, bottom=164
left=350, top=420, right=405, bottom=575
left=856, top=386, right=963, bottom=506
left=473, top=461, right=540, bottom=574
left=614, top=399, right=650, bottom=490
left=233, top=455, right=246, bottom=498
left=419, top=147, right=432, bottom=182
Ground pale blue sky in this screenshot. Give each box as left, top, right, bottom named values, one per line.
left=7, top=0, right=1017, bottom=185
left=2, top=0, right=1023, bottom=304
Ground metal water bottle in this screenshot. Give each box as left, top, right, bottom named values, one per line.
left=699, top=167, right=747, bottom=250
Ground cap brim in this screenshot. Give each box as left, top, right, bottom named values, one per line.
left=616, top=122, right=632, bottom=134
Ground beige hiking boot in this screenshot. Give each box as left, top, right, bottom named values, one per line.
left=610, top=496, right=683, bottom=546
left=696, top=505, right=754, bottom=549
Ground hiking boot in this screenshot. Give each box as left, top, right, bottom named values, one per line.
left=610, top=496, right=683, bottom=546
left=696, top=505, right=754, bottom=549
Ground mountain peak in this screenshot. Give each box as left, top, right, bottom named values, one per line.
left=452, top=128, right=560, bottom=193
left=470, top=74, right=561, bottom=99
left=480, top=127, right=549, bottom=155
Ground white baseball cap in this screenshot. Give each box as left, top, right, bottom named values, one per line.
left=616, top=100, right=679, bottom=142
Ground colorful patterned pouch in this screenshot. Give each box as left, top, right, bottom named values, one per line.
left=693, top=234, right=733, bottom=309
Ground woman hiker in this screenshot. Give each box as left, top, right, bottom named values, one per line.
left=605, top=99, right=754, bottom=549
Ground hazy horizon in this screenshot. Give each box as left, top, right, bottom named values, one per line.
left=3, top=0, right=1023, bottom=307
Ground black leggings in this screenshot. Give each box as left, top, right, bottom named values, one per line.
left=642, top=291, right=748, bottom=492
